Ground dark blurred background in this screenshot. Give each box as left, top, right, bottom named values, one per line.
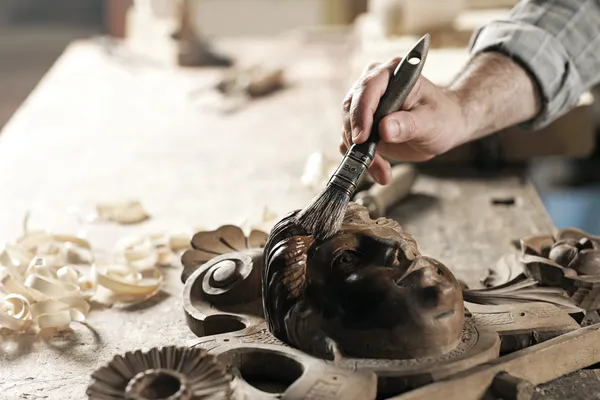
left=0, top=0, right=107, bottom=128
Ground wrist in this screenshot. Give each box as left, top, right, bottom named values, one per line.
left=446, top=51, right=542, bottom=145
left=444, top=88, right=481, bottom=147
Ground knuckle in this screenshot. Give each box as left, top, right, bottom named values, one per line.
left=343, top=112, right=351, bottom=126
left=360, top=76, right=373, bottom=88
left=344, top=132, right=353, bottom=148
left=363, top=62, right=380, bottom=74
left=361, top=72, right=378, bottom=86
left=342, top=95, right=352, bottom=113
left=385, top=56, right=402, bottom=69
left=360, top=69, right=387, bottom=92
left=341, top=125, right=351, bottom=142
left=349, top=87, right=365, bottom=114
left=349, top=107, right=361, bottom=126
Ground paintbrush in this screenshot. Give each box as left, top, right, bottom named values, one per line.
left=295, top=34, right=430, bottom=240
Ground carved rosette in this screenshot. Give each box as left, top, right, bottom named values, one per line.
left=87, top=346, right=233, bottom=399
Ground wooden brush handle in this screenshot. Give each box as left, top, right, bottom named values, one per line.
left=353, top=33, right=430, bottom=156
left=355, top=164, right=417, bottom=218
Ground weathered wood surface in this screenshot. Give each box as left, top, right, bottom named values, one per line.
left=389, top=323, right=600, bottom=400
left=533, top=369, right=600, bottom=400
left=0, top=36, right=555, bottom=399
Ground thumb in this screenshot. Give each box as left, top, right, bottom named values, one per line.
left=378, top=109, right=424, bottom=144
left=378, top=75, right=437, bottom=144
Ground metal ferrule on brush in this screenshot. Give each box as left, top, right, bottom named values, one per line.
left=328, top=141, right=377, bottom=198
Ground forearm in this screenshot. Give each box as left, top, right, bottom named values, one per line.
left=468, top=0, right=600, bottom=130
left=448, top=51, right=541, bottom=144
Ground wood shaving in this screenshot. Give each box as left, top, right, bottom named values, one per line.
left=93, top=264, right=162, bottom=296
left=300, top=151, right=339, bottom=192
left=0, top=293, right=31, bottom=331
left=0, top=211, right=187, bottom=332
left=0, top=254, right=92, bottom=331
left=237, top=206, right=281, bottom=234
left=169, top=232, right=192, bottom=253
left=95, top=201, right=150, bottom=224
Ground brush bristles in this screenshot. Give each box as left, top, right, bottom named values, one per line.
left=296, top=185, right=351, bottom=240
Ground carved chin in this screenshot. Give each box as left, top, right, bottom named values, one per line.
left=309, top=308, right=465, bottom=360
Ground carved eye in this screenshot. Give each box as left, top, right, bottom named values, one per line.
left=333, top=250, right=360, bottom=271
left=339, top=251, right=357, bottom=264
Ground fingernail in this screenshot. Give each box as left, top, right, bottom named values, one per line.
left=352, top=127, right=361, bottom=142
left=386, top=119, right=400, bottom=140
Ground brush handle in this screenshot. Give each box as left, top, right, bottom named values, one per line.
left=328, top=34, right=430, bottom=197
left=354, top=33, right=430, bottom=155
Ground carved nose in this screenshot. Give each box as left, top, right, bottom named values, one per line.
left=411, top=258, right=441, bottom=283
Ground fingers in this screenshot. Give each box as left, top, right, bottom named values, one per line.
left=377, top=141, right=434, bottom=162
left=339, top=139, right=391, bottom=184
left=341, top=59, right=437, bottom=148
left=339, top=137, right=348, bottom=155
left=338, top=63, right=440, bottom=183
left=348, top=58, right=401, bottom=145
left=341, top=61, right=380, bottom=149
left=368, top=153, right=392, bottom=185
left=399, top=75, right=435, bottom=111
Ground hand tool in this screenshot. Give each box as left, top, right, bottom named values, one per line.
left=295, top=34, right=430, bottom=240
left=354, top=163, right=417, bottom=219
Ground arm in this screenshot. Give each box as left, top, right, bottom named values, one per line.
left=342, top=0, right=600, bottom=184
left=448, top=51, right=541, bottom=145
left=468, top=0, right=600, bottom=131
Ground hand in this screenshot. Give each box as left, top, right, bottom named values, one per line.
left=340, top=58, right=471, bottom=185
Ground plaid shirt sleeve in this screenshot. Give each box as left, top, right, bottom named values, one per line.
left=469, top=0, right=600, bottom=130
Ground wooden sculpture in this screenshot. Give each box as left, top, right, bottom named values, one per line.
left=213, top=343, right=378, bottom=400
left=181, top=226, right=267, bottom=337
left=262, top=202, right=465, bottom=360
left=463, top=227, right=600, bottom=313
left=521, top=228, right=600, bottom=310
left=179, top=206, right=600, bottom=398
left=181, top=204, right=501, bottom=396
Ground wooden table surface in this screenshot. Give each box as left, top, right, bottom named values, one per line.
left=0, top=35, right=555, bottom=399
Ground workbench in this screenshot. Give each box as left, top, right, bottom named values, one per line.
left=0, top=35, right=558, bottom=399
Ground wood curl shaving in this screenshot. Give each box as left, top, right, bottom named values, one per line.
left=95, top=201, right=150, bottom=224
left=0, top=236, right=94, bottom=332
left=237, top=206, right=280, bottom=234
left=300, top=151, right=339, bottom=192
left=0, top=214, right=190, bottom=333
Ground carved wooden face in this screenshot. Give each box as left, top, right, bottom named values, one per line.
left=262, top=203, right=464, bottom=360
